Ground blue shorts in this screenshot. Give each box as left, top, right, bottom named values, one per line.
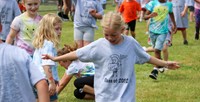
left=34, top=80, right=58, bottom=101
left=74, top=26, right=95, bottom=42
left=149, top=32, right=167, bottom=50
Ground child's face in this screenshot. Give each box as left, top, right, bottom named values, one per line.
left=103, top=27, right=124, bottom=45
left=59, top=60, right=71, bottom=69
left=54, top=23, right=62, bottom=37
left=24, top=0, right=40, bottom=16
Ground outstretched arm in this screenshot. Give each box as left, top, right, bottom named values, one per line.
left=43, top=51, right=78, bottom=62
left=148, top=56, right=180, bottom=70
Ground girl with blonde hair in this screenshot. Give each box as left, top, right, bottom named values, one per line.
left=33, top=13, right=62, bottom=102
left=42, top=12, right=180, bottom=102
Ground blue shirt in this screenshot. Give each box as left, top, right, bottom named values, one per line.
left=146, top=0, right=173, bottom=34
left=33, top=40, right=59, bottom=81
left=73, top=0, right=104, bottom=28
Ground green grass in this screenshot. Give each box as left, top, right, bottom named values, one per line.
left=39, top=2, right=200, bottom=102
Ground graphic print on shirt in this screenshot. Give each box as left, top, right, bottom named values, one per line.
left=153, top=5, right=169, bottom=22
left=104, top=54, right=128, bottom=84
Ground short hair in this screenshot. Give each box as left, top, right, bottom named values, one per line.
left=57, top=43, right=78, bottom=56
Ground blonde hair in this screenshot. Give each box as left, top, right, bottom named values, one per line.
left=33, top=13, right=62, bottom=49
left=57, top=43, right=78, bottom=56
left=101, top=11, right=125, bottom=30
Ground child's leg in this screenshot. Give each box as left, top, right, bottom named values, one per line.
left=83, top=27, right=95, bottom=47
left=131, top=31, right=135, bottom=38
left=149, top=33, right=167, bottom=80
left=129, top=20, right=136, bottom=38
left=195, top=8, right=200, bottom=40
left=145, top=19, right=150, bottom=34
left=181, top=29, right=188, bottom=45
left=57, top=0, right=63, bottom=12
left=74, top=27, right=84, bottom=48
left=162, top=44, right=168, bottom=61
left=62, top=0, right=71, bottom=20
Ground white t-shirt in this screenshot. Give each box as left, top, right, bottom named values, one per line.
left=66, top=60, right=95, bottom=78
left=76, top=35, right=150, bottom=102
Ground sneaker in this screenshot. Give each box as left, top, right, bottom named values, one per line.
left=158, top=68, right=165, bottom=73
left=195, top=33, right=199, bottom=40
left=149, top=69, right=158, bottom=80
left=183, top=40, right=188, bottom=45
left=62, top=14, right=69, bottom=21
left=58, top=11, right=64, bottom=18
left=79, top=88, right=83, bottom=93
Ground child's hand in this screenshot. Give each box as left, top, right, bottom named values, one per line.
left=89, top=9, right=97, bottom=17
left=149, top=12, right=158, bottom=18
left=49, top=82, right=56, bottom=96
left=165, top=61, right=180, bottom=70
left=42, top=54, right=54, bottom=60
left=171, top=25, right=177, bottom=34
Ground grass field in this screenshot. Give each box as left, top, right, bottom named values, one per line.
left=39, top=2, right=200, bottom=102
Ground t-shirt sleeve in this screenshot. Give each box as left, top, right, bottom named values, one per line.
left=41, top=41, right=56, bottom=66
left=10, top=16, right=21, bottom=31
left=132, top=39, right=151, bottom=64
left=168, top=2, right=173, bottom=13
left=76, top=40, right=99, bottom=62
left=145, top=1, right=154, bottom=12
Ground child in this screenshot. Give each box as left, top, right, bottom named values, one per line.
left=0, top=0, right=21, bottom=42
left=143, top=19, right=173, bottom=79
left=194, top=0, right=200, bottom=40
left=42, top=11, right=180, bottom=102
left=119, top=0, right=142, bottom=38
left=32, top=13, right=62, bottom=102
left=73, top=0, right=104, bottom=48
left=0, top=22, right=49, bottom=101
left=57, top=44, right=95, bottom=100
left=144, top=0, right=177, bottom=80
left=171, top=0, right=191, bottom=45
left=6, top=0, right=42, bottom=56
left=17, top=0, right=26, bottom=13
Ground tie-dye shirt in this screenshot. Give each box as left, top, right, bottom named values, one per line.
left=66, top=60, right=95, bottom=78
left=146, top=0, right=173, bottom=34
left=11, top=13, right=42, bottom=56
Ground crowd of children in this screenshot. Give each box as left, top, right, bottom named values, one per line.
left=3, top=0, right=200, bottom=101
